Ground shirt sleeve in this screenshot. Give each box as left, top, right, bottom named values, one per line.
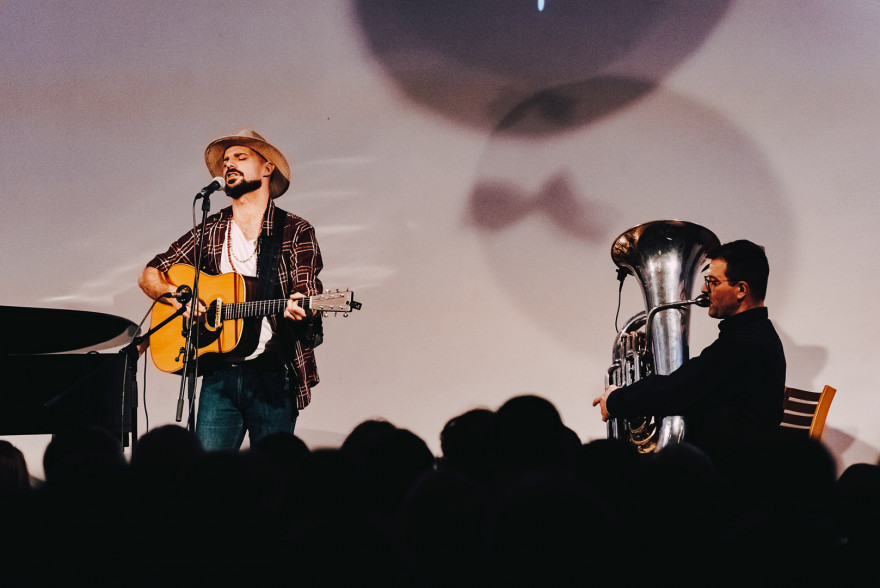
left=279, top=215, right=323, bottom=297
left=606, top=337, right=728, bottom=418
left=145, top=227, right=201, bottom=273
left=146, top=210, right=226, bottom=274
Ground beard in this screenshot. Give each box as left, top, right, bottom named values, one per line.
left=224, top=177, right=262, bottom=200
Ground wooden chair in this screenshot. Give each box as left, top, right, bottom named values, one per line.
left=780, top=385, right=837, bottom=441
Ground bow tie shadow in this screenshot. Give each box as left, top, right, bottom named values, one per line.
left=467, top=173, right=616, bottom=243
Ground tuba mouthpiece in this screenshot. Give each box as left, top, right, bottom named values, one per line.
left=692, top=294, right=710, bottom=308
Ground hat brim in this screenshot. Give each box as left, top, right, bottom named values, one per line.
left=205, top=135, right=291, bottom=199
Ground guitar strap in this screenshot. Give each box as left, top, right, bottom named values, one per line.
left=256, top=206, right=323, bottom=349
left=256, top=205, right=287, bottom=301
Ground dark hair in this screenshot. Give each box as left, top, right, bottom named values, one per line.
left=707, top=240, right=769, bottom=301
left=0, top=440, right=30, bottom=495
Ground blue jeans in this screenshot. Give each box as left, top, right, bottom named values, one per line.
left=195, top=359, right=298, bottom=452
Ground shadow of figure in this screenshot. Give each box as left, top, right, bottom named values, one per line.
left=355, top=1, right=732, bottom=132
left=467, top=172, right=615, bottom=242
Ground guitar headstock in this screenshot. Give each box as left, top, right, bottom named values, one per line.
left=310, top=289, right=362, bottom=316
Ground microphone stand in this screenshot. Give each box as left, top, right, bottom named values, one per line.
left=176, top=192, right=213, bottom=431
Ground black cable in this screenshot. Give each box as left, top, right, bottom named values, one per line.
left=121, top=299, right=161, bottom=447
left=614, top=268, right=628, bottom=332
left=142, top=349, right=148, bottom=434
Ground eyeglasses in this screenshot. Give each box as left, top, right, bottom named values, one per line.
left=703, top=276, right=738, bottom=291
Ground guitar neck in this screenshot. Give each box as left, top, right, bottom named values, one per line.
left=217, top=289, right=359, bottom=322
left=222, top=298, right=310, bottom=321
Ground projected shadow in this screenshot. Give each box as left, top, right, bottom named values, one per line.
left=355, top=0, right=732, bottom=131
left=464, top=83, right=793, bottom=353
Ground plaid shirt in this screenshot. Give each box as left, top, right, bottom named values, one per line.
left=147, top=199, right=323, bottom=410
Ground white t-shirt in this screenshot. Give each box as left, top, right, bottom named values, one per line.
left=220, top=220, right=274, bottom=360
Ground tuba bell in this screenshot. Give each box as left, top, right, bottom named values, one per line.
left=605, top=220, right=720, bottom=453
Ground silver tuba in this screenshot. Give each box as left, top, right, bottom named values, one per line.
left=605, top=220, right=720, bottom=453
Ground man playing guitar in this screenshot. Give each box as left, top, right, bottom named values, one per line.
left=138, top=129, right=323, bottom=452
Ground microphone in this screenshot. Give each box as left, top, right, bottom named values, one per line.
left=161, top=285, right=192, bottom=304
left=196, top=176, right=225, bottom=199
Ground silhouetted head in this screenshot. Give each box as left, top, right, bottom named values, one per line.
left=250, top=431, right=310, bottom=474
left=42, top=426, right=126, bottom=484
left=130, top=424, right=204, bottom=489
left=341, top=418, right=398, bottom=472
left=0, top=440, right=31, bottom=495
left=439, top=407, right=496, bottom=482
left=495, top=394, right=568, bottom=474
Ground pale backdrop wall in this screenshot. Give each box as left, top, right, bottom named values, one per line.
left=2, top=0, right=879, bottom=479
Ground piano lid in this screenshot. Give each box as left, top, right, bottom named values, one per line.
left=1, top=305, right=139, bottom=355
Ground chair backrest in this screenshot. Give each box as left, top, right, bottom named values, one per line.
left=780, top=385, right=837, bottom=441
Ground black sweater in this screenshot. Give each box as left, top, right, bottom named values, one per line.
left=606, top=307, right=786, bottom=445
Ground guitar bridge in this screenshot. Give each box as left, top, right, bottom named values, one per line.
left=205, top=300, right=222, bottom=331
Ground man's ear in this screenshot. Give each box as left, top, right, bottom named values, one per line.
left=736, top=281, right=749, bottom=302
left=262, top=160, right=275, bottom=179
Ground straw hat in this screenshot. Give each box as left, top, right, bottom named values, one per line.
left=204, top=129, right=291, bottom=199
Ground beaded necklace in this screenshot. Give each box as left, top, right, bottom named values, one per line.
left=226, top=220, right=259, bottom=273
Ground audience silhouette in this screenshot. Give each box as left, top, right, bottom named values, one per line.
left=0, top=394, right=877, bottom=588
left=0, top=439, right=31, bottom=498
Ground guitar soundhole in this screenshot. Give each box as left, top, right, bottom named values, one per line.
left=194, top=319, right=222, bottom=348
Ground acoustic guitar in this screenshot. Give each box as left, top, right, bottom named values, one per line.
left=149, top=263, right=361, bottom=374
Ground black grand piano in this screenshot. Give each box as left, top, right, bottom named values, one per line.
left=1, top=306, right=139, bottom=445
